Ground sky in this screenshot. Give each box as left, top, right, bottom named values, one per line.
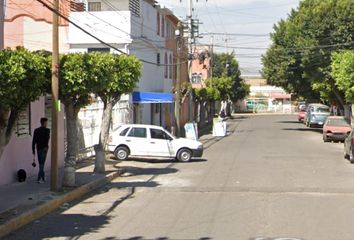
left=156, top=0, right=300, bottom=77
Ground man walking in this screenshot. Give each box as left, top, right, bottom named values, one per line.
left=32, top=117, right=50, bottom=183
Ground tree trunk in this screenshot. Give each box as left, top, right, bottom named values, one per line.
left=94, top=99, right=115, bottom=174
left=196, top=101, right=201, bottom=127
left=0, top=109, right=18, bottom=160
left=200, top=101, right=206, bottom=128
left=63, top=103, right=79, bottom=187
left=333, top=88, right=345, bottom=110
left=329, top=78, right=345, bottom=110
left=344, top=104, right=351, bottom=124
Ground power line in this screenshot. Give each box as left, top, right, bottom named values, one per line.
left=202, top=32, right=269, bottom=37
left=34, top=0, right=188, bottom=67
left=212, top=41, right=354, bottom=51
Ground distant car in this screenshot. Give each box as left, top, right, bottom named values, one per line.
left=344, top=128, right=354, bottom=163
left=305, top=103, right=330, bottom=127
left=246, top=100, right=254, bottom=110
left=298, top=102, right=307, bottom=112
left=298, top=109, right=307, bottom=122
left=108, top=124, right=203, bottom=162
left=323, top=116, right=351, bottom=142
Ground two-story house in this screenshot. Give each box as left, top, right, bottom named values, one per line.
left=69, top=0, right=181, bottom=148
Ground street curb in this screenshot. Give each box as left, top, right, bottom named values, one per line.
left=0, top=169, right=122, bottom=239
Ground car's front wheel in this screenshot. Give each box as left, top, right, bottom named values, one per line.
left=177, top=149, right=192, bottom=162
left=114, top=146, right=129, bottom=160
left=323, top=134, right=330, bottom=142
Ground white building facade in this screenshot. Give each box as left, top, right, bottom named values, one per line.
left=69, top=0, right=176, bottom=148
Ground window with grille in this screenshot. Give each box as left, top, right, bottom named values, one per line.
left=129, top=0, right=140, bottom=17
left=192, top=74, right=203, bottom=84
left=88, top=48, right=110, bottom=53
left=166, top=22, right=171, bottom=38
left=164, top=52, right=168, bottom=78
left=157, top=53, right=161, bottom=65
left=88, top=2, right=101, bottom=11
left=169, top=53, right=173, bottom=79
left=157, top=12, right=160, bottom=35
left=161, top=16, right=165, bottom=37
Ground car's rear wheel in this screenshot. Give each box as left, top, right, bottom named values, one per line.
left=349, top=149, right=354, bottom=164
left=344, top=149, right=349, bottom=160
left=323, top=134, right=329, bottom=142
left=114, top=146, right=129, bottom=160
left=177, top=149, right=192, bottom=162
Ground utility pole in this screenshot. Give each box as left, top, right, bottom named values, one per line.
left=187, top=0, right=193, bottom=122
left=0, top=0, right=4, bottom=49
left=210, top=35, right=213, bottom=79
left=175, top=22, right=183, bottom=137
left=51, top=0, right=59, bottom=191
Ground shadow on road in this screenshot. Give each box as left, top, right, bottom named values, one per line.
left=277, top=120, right=303, bottom=124
left=109, top=181, right=160, bottom=189
left=282, top=128, right=323, bottom=133
left=100, top=237, right=212, bottom=240
left=7, top=213, right=111, bottom=240
left=120, top=166, right=178, bottom=177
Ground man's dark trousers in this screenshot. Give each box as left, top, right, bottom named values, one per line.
left=37, top=148, right=47, bottom=181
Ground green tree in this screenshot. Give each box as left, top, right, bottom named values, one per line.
left=0, top=47, right=48, bottom=160
left=212, top=52, right=249, bottom=101
left=207, top=77, right=234, bottom=101
left=262, top=0, right=354, bottom=107
left=89, top=53, right=141, bottom=173
left=332, top=51, right=354, bottom=103
left=193, top=86, right=220, bottom=126
left=59, top=53, right=94, bottom=186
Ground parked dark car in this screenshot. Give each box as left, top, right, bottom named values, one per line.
left=344, top=128, right=354, bottom=163
left=323, top=116, right=351, bottom=142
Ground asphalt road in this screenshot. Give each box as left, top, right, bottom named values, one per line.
left=7, top=114, right=354, bottom=240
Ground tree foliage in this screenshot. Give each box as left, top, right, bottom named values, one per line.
left=88, top=53, right=141, bottom=173
left=0, top=47, right=48, bottom=160
left=212, top=52, right=249, bottom=101
left=59, top=52, right=142, bottom=183
left=332, top=51, right=354, bottom=103
left=262, top=0, right=354, bottom=106
left=59, top=52, right=95, bottom=186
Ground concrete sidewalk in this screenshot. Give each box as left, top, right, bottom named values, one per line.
left=0, top=116, right=240, bottom=239
left=0, top=159, right=123, bottom=238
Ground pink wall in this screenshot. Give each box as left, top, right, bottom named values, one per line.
left=4, top=0, right=69, bottom=52
left=0, top=0, right=69, bottom=185
left=0, top=98, right=65, bottom=185
left=5, top=0, right=70, bottom=26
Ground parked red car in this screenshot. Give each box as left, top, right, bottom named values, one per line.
left=298, top=109, right=307, bottom=122
left=323, top=116, right=352, bottom=142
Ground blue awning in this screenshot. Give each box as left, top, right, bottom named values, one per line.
left=132, top=91, right=174, bottom=104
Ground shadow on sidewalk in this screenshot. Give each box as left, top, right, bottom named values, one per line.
left=11, top=214, right=110, bottom=239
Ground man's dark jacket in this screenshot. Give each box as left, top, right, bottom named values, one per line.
left=32, top=127, right=50, bottom=154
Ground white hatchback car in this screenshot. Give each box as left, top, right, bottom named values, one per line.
left=108, top=124, right=203, bottom=162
